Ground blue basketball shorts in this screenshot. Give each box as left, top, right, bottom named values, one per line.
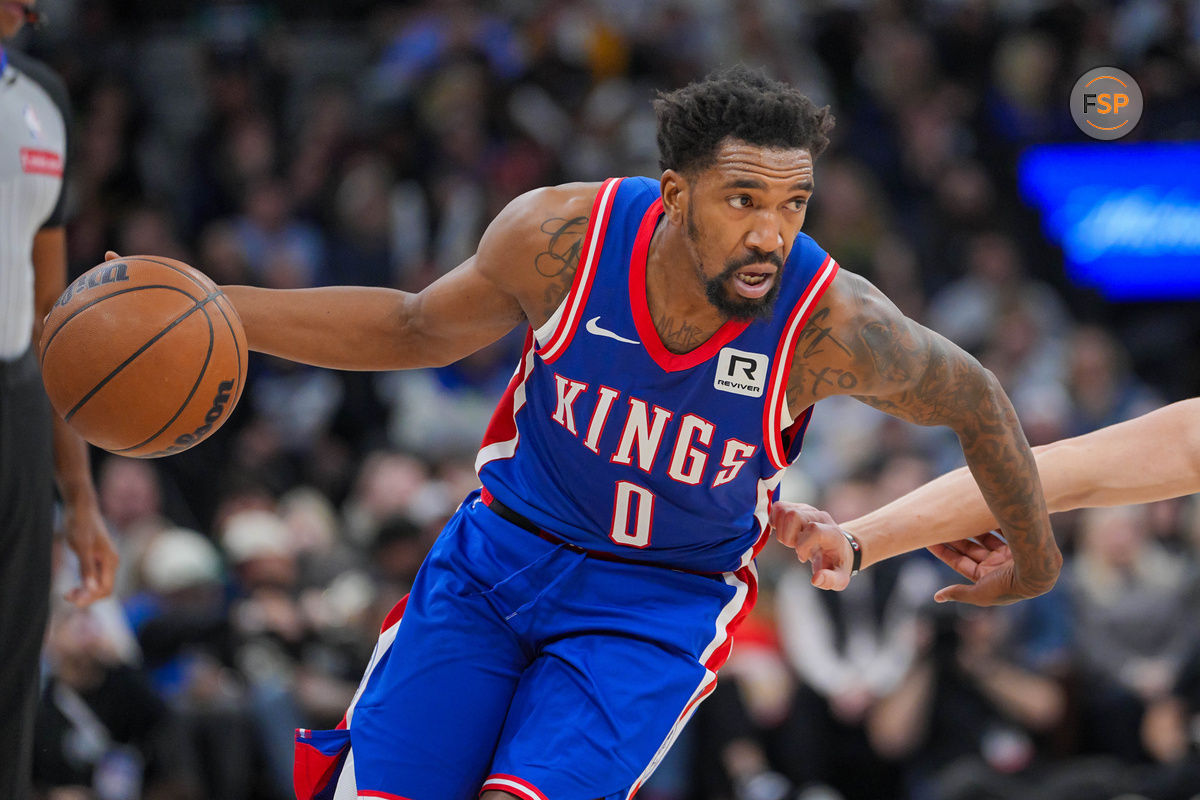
left=294, top=488, right=758, bottom=800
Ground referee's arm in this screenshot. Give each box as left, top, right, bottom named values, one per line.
left=33, top=226, right=118, bottom=606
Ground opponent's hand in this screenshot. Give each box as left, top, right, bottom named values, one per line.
left=770, top=501, right=854, bottom=591
left=104, top=250, right=121, bottom=261
left=927, top=532, right=1031, bottom=606
left=62, top=497, right=119, bottom=607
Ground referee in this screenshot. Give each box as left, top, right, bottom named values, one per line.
left=1, top=3, right=118, bottom=798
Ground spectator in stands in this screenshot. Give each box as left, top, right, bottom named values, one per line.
left=1068, top=504, right=1200, bottom=764
left=34, top=603, right=198, bottom=800
left=775, top=477, right=938, bottom=799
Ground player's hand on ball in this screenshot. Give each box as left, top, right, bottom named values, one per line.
left=42, top=253, right=247, bottom=457
left=770, top=501, right=854, bottom=591
left=927, top=532, right=1024, bottom=606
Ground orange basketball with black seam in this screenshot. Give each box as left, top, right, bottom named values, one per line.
left=39, top=255, right=247, bottom=458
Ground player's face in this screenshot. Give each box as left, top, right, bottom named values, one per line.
left=682, top=140, right=814, bottom=320
left=0, top=1, right=33, bottom=39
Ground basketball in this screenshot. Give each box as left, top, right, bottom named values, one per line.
left=39, top=255, right=247, bottom=458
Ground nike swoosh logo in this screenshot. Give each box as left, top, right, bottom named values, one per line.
left=585, top=316, right=639, bottom=345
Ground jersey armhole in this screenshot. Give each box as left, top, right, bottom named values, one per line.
left=536, top=177, right=621, bottom=363
left=763, top=256, right=840, bottom=469
left=532, top=298, right=565, bottom=348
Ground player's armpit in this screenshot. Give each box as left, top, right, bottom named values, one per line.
left=473, top=181, right=602, bottom=329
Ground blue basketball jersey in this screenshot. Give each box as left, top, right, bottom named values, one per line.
left=477, top=176, right=838, bottom=573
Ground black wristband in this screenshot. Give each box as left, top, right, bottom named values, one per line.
left=841, top=528, right=863, bottom=576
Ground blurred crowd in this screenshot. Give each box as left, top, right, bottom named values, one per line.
left=14, top=0, right=1200, bottom=798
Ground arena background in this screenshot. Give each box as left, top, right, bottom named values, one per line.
left=16, top=1, right=1200, bottom=799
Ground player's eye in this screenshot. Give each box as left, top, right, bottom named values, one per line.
left=786, top=198, right=809, bottom=212
left=728, top=195, right=753, bottom=209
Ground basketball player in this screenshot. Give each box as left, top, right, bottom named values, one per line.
left=154, top=67, right=1060, bottom=799
left=0, top=3, right=119, bottom=799
left=773, top=397, right=1200, bottom=601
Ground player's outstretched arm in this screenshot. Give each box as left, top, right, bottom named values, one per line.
left=116, top=183, right=598, bottom=373
left=104, top=248, right=523, bottom=372
left=772, top=271, right=1061, bottom=606
left=219, top=254, right=525, bottom=371
left=846, top=397, right=1200, bottom=546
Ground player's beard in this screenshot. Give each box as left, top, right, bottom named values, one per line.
left=687, top=203, right=783, bottom=321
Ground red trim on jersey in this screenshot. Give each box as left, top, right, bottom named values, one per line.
left=478, top=328, right=536, bottom=455
left=780, top=405, right=815, bottom=464
left=629, top=199, right=751, bottom=372
left=379, top=593, right=409, bottom=634
left=628, top=676, right=717, bottom=799
left=293, top=739, right=347, bottom=800
left=679, top=679, right=718, bottom=721
left=702, top=564, right=759, bottom=672
left=538, top=178, right=621, bottom=363
left=763, top=257, right=839, bottom=469
left=481, top=774, right=550, bottom=800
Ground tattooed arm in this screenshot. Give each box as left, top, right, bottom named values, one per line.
left=220, top=183, right=598, bottom=370
left=772, top=271, right=1061, bottom=606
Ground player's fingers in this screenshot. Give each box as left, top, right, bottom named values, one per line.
left=774, top=519, right=798, bottom=548
left=927, top=543, right=981, bottom=580
left=94, top=545, right=117, bottom=600
left=791, top=522, right=843, bottom=563
left=73, top=535, right=97, bottom=585
left=948, top=537, right=992, bottom=563
left=103, top=250, right=121, bottom=261
left=934, top=582, right=973, bottom=604
left=978, top=531, right=1009, bottom=551
left=811, top=567, right=851, bottom=592
left=771, top=503, right=832, bottom=548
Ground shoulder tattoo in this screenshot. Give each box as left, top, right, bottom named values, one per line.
left=535, top=215, right=587, bottom=320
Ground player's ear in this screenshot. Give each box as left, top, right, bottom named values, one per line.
left=660, top=170, right=687, bottom=225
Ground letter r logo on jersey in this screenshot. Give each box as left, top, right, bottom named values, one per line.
left=713, top=348, right=769, bottom=397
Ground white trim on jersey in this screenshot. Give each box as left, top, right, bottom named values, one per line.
left=629, top=563, right=753, bottom=797
left=533, top=294, right=566, bottom=349
left=765, top=257, right=838, bottom=467
left=480, top=776, right=548, bottom=800
left=698, top=570, right=750, bottom=667
left=331, top=749, right=355, bottom=799
left=780, top=399, right=794, bottom=430
left=627, top=670, right=717, bottom=799
left=344, top=615, right=403, bottom=727
left=743, top=471, right=784, bottom=569
left=538, top=178, right=620, bottom=362
left=475, top=340, right=538, bottom=474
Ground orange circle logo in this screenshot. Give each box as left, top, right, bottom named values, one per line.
left=1071, top=67, right=1143, bottom=140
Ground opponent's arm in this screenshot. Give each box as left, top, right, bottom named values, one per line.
left=772, top=271, right=1061, bottom=605
left=213, top=184, right=597, bottom=371
left=34, top=228, right=118, bottom=606
left=848, top=397, right=1200, bottom=544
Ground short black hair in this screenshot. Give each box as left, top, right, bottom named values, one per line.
left=654, top=65, right=835, bottom=174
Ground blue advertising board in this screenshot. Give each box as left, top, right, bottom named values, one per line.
left=1019, top=144, right=1200, bottom=300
